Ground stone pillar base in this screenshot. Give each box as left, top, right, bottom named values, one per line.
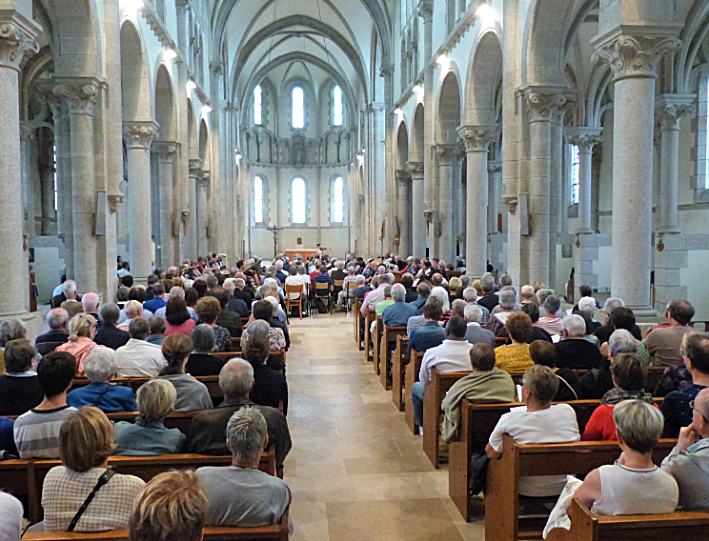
left=0, top=310, right=47, bottom=343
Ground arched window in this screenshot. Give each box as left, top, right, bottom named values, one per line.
left=292, top=86, right=305, bottom=129
left=332, top=176, right=344, bottom=223
left=333, top=85, right=343, bottom=127
left=570, top=144, right=580, bottom=204
left=254, top=175, right=264, bottom=223
left=253, top=84, right=262, bottom=125
left=292, top=177, right=306, bottom=223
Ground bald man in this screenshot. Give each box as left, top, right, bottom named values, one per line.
left=661, top=387, right=709, bottom=511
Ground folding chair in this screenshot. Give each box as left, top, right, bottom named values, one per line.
left=285, top=284, right=303, bottom=320
left=314, top=281, right=332, bottom=314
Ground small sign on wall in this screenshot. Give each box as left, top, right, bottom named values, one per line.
left=297, top=237, right=303, bottom=245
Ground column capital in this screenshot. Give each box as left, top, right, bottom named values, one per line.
left=19, top=121, right=35, bottom=142
left=0, top=13, right=40, bottom=71
left=188, top=158, right=202, bottom=177
left=406, top=161, right=424, bottom=177
left=154, top=140, right=180, bottom=161
left=523, top=87, right=568, bottom=123
left=53, top=79, right=101, bottom=116
left=396, top=169, right=411, bottom=184
left=123, top=121, right=159, bottom=149
left=417, top=0, right=434, bottom=22
left=488, top=161, right=502, bottom=174
left=198, top=170, right=211, bottom=186
left=592, top=32, right=681, bottom=81
left=107, top=194, right=124, bottom=214
left=435, top=144, right=463, bottom=165
left=655, top=94, right=696, bottom=131
left=209, top=61, right=223, bottom=75
left=567, top=127, right=603, bottom=151
left=458, top=125, right=499, bottom=151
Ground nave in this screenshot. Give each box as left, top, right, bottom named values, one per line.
left=284, top=312, right=482, bottom=541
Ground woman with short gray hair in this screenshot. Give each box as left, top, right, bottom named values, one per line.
left=66, top=348, right=137, bottom=413
left=0, top=319, right=26, bottom=374
left=185, top=324, right=225, bottom=377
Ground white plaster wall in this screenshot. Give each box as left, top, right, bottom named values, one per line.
left=682, top=250, right=709, bottom=320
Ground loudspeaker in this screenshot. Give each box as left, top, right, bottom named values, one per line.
left=95, top=192, right=107, bottom=236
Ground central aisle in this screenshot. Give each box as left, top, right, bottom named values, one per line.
left=283, top=312, right=484, bottom=541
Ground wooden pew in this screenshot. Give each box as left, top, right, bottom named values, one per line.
left=404, top=348, right=424, bottom=433
left=22, top=508, right=290, bottom=541
left=372, top=316, right=383, bottom=375
left=392, top=336, right=409, bottom=411
left=379, top=325, right=408, bottom=390
left=70, top=376, right=224, bottom=404
left=364, top=308, right=376, bottom=364
left=506, top=366, right=666, bottom=393
left=546, top=498, right=709, bottom=541
left=485, top=435, right=677, bottom=540
left=354, top=297, right=363, bottom=349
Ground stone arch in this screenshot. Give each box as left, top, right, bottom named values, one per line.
left=120, top=20, right=152, bottom=121
left=411, top=103, right=424, bottom=162
left=465, top=30, right=502, bottom=126
left=396, top=120, right=409, bottom=170
left=437, top=72, right=462, bottom=144
left=154, top=64, right=176, bottom=140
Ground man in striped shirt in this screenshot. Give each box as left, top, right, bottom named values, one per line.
left=536, top=295, right=564, bottom=337
left=14, top=351, right=77, bottom=458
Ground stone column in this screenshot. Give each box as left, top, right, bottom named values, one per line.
left=155, top=141, right=179, bottom=267
left=38, top=130, right=56, bottom=236
left=197, top=170, right=210, bottom=255
left=435, top=144, right=461, bottom=263
left=593, top=34, right=681, bottom=315
left=187, top=158, right=201, bottom=258
left=123, top=121, right=158, bottom=284
left=568, top=128, right=603, bottom=234
left=419, top=0, right=435, bottom=256
left=55, top=80, right=100, bottom=294
left=406, top=161, right=425, bottom=259
left=19, top=122, right=35, bottom=236
left=488, top=161, right=502, bottom=235
left=395, top=170, right=410, bottom=256
left=459, top=126, right=498, bottom=279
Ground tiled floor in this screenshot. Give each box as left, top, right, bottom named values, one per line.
left=283, top=312, right=484, bottom=541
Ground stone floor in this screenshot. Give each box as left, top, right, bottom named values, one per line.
left=283, top=312, right=484, bottom=541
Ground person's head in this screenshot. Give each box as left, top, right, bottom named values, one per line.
left=81, top=292, right=99, bottom=314
left=196, top=296, right=221, bottom=325
left=577, top=296, right=596, bottom=318
left=562, top=314, right=586, bottom=339
left=529, top=340, right=557, bottom=368
left=464, top=303, right=483, bottom=324
left=60, top=407, right=113, bottom=472
left=690, top=388, right=709, bottom=438
left=462, top=287, right=478, bottom=302
left=522, top=365, right=559, bottom=405
left=0, top=319, right=27, bottom=347
left=184, top=287, right=199, bottom=307
left=416, top=281, right=431, bottom=298
left=499, top=289, right=516, bottom=311
left=505, top=312, right=533, bottom=343
left=122, top=275, right=135, bottom=288
left=579, top=285, right=592, bottom=298
left=0, top=490, right=23, bottom=541
left=62, top=279, right=78, bottom=299
left=244, top=329, right=270, bottom=366
left=667, top=300, right=695, bottom=326
left=98, top=304, right=119, bottom=327
left=520, top=285, right=536, bottom=303
left=603, top=297, right=625, bottom=323
left=610, top=307, right=636, bottom=332
left=355, top=275, right=366, bottom=286
left=480, top=273, right=495, bottom=293
left=682, top=332, right=709, bottom=376
left=499, top=274, right=512, bottom=288
left=611, top=353, right=646, bottom=391
left=470, top=343, right=496, bottom=372
left=449, top=276, right=462, bottom=291
left=165, top=297, right=190, bottom=327
left=252, top=299, right=274, bottom=322
left=150, top=317, right=167, bottom=336
left=191, top=324, right=216, bottom=353
left=234, top=278, right=246, bottom=290
left=193, top=280, right=208, bottom=297
left=211, top=286, right=229, bottom=309
left=68, top=313, right=97, bottom=341
left=219, top=358, right=254, bottom=399
left=4, top=339, right=36, bottom=374
left=423, top=296, right=444, bottom=321
left=205, top=274, right=218, bottom=290
left=160, top=334, right=192, bottom=375
left=137, top=379, right=176, bottom=423
left=520, top=302, right=540, bottom=324
left=446, top=316, right=467, bottom=340
left=451, top=299, right=466, bottom=319
left=573, top=310, right=596, bottom=336
left=124, top=300, right=143, bottom=320
left=430, top=286, right=450, bottom=313
left=83, top=347, right=117, bottom=383
left=607, top=329, right=638, bottom=359
left=226, top=406, right=269, bottom=466
left=391, top=283, right=406, bottom=302
left=401, top=274, right=414, bottom=289
left=152, top=282, right=166, bottom=298
left=129, top=317, right=151, bottom=341
left=536, top=288, right=553, bottom=306
left=47, top=308, right=70, bottom=332
left=37, top=351, right=77, bottom=398
left=544, top=294, right=561, bottom=316
left=129, top=287, right=148, bottom=304
left=613, top=399, right=664, bottom=455
left=431, top=273, right=443, bottom=287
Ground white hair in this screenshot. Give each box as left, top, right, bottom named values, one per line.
left=578, top=296, right=596, bottom=316
left=464, top=304, right=483, bottom=324
left=463, top=287, right=478, bottom=302
left=603, top=297, right=625, bottom=314
left=264, top=296, right=280, bottom=311
left=391, top=283, right=406, bottom=302
left=223, top=279, right=236, bottom=294
left=83, top=347, right=118, bottom=383
left=47, top=308, right=70, bottom=330
left=82, top=292, right=100, bottom=312
left=62, top=280, right=77, bottom=297
left=169, top=286, right=185, bottom=298
left=608, top=329, right=638, bottom=358
left=227, top=406, right=268, bottom=465
left=430, top=286, right=450, bottom=313
left=264, top=277, right=279, bottom=289
left=219, top=359, right=255, bottom=399
left=499, top=289, right=516, bottom=310
left=563, top=314, right=587, bottom=337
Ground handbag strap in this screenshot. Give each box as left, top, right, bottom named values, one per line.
left=67, top=469, right=115, bottom=532
left=557, top=374, right=579, bottom=400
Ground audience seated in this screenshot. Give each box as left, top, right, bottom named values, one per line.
left=495, top=313, right=535, bottom=372
left=67, top=348, right=137, bottom=412
left=164, top=297, right=197, bottom=337
left=243, top=321, right=289, bottom=415
left=42, top=407, right=145, bottom=531
left=594, top=299, right=643, bottom=343
left=0, top=339, right=43, bottom=416
left=520, top=303, right=553, bottom=342
left=59, top=280, right=83, bottom=317
left=118, top=299, right=152, bottom=330
left=241, top=300, right=287, bottom=353
left=224, top=279, right=250, bottom=317
left=578, top=329, right=637, bottom=399
left=154, top=286, right=199, bottom=322
left=142, top=282, right=167, bottom=314
left=582, top=353, right=655, bottom=441
left=577, top=296, right=601, bottom=332
left=196, top=406, right=291, bottom=527
left=555, top=314, right=604, bottom=370
left=0, top=417, right=18, bottom=457
left=477, top=273, right=499, bottom=312
left=14, top=351, right=77, bottom=458
left=212, top=286, right=243, bottom=338
left=537, top=295, right=564, bottom=336
left=463, top=304, right=496, bottom=347
left=462, top=287, right=491, bottom=325
left=530, top=340, right=579, bottom=401
left=195, top=296, right=232, bottom=352
left=157, top=334, right=213, bottom=411
left=0, top=491, right=23, bottom=540
left=93, top=303, right=130, bottom=350
left=486, top=289, right=518, bottom=338
left=35, top=308, right=70, bottom=356
left=360, top=272, right=391, bottom=316
left=382, top=283, right=418, bottom=326
left=351, top=275, right=370, bottom=300
left=147, top=316, right=166, bottom=345
left=56, top=313, right=101, bottom=376
left=573, top=400, right=678, bottom=514
left=115, top=318, right=167, bottom=377
left=407, top=297, right=445, bottom=353
left=185, top=324, right=225, bottom=377
left=187, top=359, right=292, bottom=469
left=643, top=300, right=695, bottom=367
left=113, top=379, right=186, bottom=455
left=441, top=343, right=516, bottom=442
left=486, top=365, right=580, bottom=496
left=0, top=318, right=27, bottom=375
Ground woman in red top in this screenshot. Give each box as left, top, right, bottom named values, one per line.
left=582, top=353, right=658, bottom=441
left=164, top=298, right=196, bottom=337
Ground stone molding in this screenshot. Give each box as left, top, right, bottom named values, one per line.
left=488, top=161, right=502, bottom=174
left=567, top=127, right=603, bottom=152
left=592, top=35, right=681, bottom=81
left=524, top=88, right=567, bottom=123
left=655, top=94, right=696, bottom=131
left=154, top=141, right=180, bottom=162
left=458, top=125, right=499, bottom=152
left=417, top=0, right=433, bottom=23
left=0, top=15, right=39, bottom=72
left=435, top=144, right=463, bottom=165
left=122, top=121, right=159, bottom=150
left=396, top=169, right=411, bottom=184
left=107, top=194, right=124, bottom=214
left=53, top=79, right=101, bottom=116
left=199, top=170, right=211, bottom=186
left=406, top=161, right=424, bottom=177
left=188, top=158, right=203, bottom=177
left=19, top=121, right=35, bottom=142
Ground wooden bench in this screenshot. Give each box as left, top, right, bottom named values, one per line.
left=392, top=336, right=409, bottom=411
left=212, top=350, right=285, bottom=368
left=404, top=348, right=425, bottom=433
left=353, top=297, right=363, bottom=349
left=364, top=308, right=376, bottom=365
left=546, top=498, right=709, bottom=541
left=70, top=376, right=224, bottom=404
left=372, top=316, right=383, bottom=375
left=379, top=325, right=408, bottom=390
left=506, top=366, right=666, bottom=393
left=22, top=508, right=290, bottom=540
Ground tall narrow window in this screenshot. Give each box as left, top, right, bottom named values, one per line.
left=254, top=176, right=264, bottom=223
left=292, top=86, right=305, bottom=129
left=333, top=85, right=343, bottom=126
left=292, top=177, right=306, bottom=223
left=254, top=84, right=262, bottom=125
left=706, top=81, right=709, bottom=189
left=571, top=145, right=580, bottom=204
left=332, top=176, right=344, bottom=223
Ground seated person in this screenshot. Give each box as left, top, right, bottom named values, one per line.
left=0, top=318, right=28, bottom=375
left=374, top=286, right=395, bottom=319
left=35, top=308, right=70, bottom=356
left=225, top=279, right=250, bottom=317
left=555, top=314, right=604, bottom=370
left=382, top=283, right=418, bottom=327
left=147, top=316, right=166, bottom=345
left=117, top=298, right=152, bottom=330
left=412, top=317, right=472, bottom=431
left=486, top=365, right=580, bottom=496
left=194, top=296, right=232, bottom=353
left=67, top=348, right=137, bottom=412
left=0, top=490, right=23, bottom=540
left=573, top=400, right=678, bottom=514
left=578, top=329, right=637, bottom=399
left=263, top=295, right=291, bottom=344
left=115, top=318, right=167, bottom=377
left=113, top=379, right=186, bottom=455
left=441, top=344, right=516, bottom=442
left=240, top=300, right=286, bottom=353
left=195, top=407, right=292, bottom=527
left=157, top=334, right=213, bottom=412
left=582, top=353, right=655, bottom=441
left=14, top=351, right=77, bottom=458
left=243, top=321, right=288, bottom=415
left=185, top=324, right=225, bottom=377
left=0, top=417, right=18, bottom=457
left=42, top=406, right=145, bottom=531
left=93, top=303, right=130, bottom=350
left=536, top=295, right=564, bottom=336
left=464, top=304, right=496, bottom=347
left=56, top=313, right=101, bottom=376
left=520, top=303, right=553, bottom=343
left=0, top=339, right=43, bottom=416
left=529, top=339, right=579, bottom=401
left=408, top=297, right=445, bottom=353
left=408, top=281, right=430, bottom=315
left=129, top=471, right=207, bottom=541
left=213, top=286, right=243, bottom=339
left=661, top=387, right=709, bottom=511
left=597, top=306, right=645, bottom=353
left=495, top=313, right=535, bottom=372
left=593, top=299, right=641, bottom=345
left=643, top=300, right=695, bottom=367
left=164, top=297, right=197, bottom=337
left=486, top=289, right=518, bottom=338
left=187, top=359, right=292, bottom=472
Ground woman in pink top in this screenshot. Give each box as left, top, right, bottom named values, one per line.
left=56, top=313, right=102, bottom=376
left=164, top=298, right=196, bottom=337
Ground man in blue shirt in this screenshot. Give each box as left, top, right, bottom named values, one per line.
left=409, top=282, right=431, bottom=315
left=409, top=298, right=445, bottom=354
left=143, top=282, right=167, bottom=314
left=383, top=284, right=418, bottom=327
left=313, top=267, right=334, bottom=312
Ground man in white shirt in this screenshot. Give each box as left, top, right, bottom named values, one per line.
left=284, top=267, right=304, bottom=300
left=486, top=364, right=580, bottom=497
left=114, top=318, right=166, bottom=377
left=411, top=317, right=472, bottom=431
left=360, top=274, right=392, bottom=316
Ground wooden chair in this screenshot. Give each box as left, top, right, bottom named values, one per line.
left=379, top=325, right=408, bottom=389
left=354, top=297, right=364, bottom=349
left=364, top=308, right=376, bottom=363
left=404, top=348, right=424, bottom=433
left=344, top=280, right=356, bottom=311
left=314, top=281, right=332, bottom=314
left=392, top=335, right=409, bottom=411
left=372, top=316, right=383, bottom=375
left=393, top=271, right=403, bottom=283
left=285, top=284, right=303, bottom=320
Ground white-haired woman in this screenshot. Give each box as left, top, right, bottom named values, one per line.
left=56, top=313, right=102, bottom=376
left=430, top=286, right=451, bottom=322
left=66, top=348, right=137, bottom=412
